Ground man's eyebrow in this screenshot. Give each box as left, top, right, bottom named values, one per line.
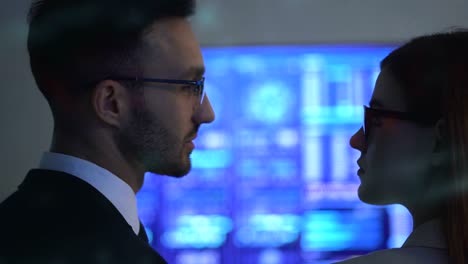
left=369, top=99, right=384, bottom=108
left=181, top=66, right=205, bottom=79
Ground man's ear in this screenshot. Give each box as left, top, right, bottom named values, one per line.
left=432, top=118, right=449, bottom=166
left=92, top=80, right=130, bottom=128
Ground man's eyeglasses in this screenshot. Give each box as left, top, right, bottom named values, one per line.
left=363, top=106, right=438, bottom=140
left=111, top=76, right=206, bottom=105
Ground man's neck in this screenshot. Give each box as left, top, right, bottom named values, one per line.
left=50, top=133, right=145, bottom=193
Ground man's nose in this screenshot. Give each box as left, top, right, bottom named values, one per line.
left=193, top=95, right=215, bottom=124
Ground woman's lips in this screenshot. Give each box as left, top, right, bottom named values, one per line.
left=358, top=168, right=365, bottom=176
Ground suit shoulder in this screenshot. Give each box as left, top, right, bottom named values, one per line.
left=334, top=247, right=449, bottom=264
left=0, top=190, right=26, bottom=218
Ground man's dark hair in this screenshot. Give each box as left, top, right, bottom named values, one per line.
left=27, top=0, right=196, bottom=102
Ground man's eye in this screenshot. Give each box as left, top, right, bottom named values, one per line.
left=192, top=86, right=201, bottom=94
left=182, top=86, right=201, bottom=95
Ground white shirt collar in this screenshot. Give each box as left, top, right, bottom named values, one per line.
left=402, top=218, right=446, bottom=249
left=38, top=151, right=140, bottom=235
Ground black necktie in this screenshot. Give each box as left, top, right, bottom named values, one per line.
left=138, top=222, right=149, bottom=243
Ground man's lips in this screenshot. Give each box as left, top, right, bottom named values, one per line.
left=185, top=132, right=198, bottom=150
left=186, top=133, right=198, bottom=142
left=186, top=141, right=195, bottom=149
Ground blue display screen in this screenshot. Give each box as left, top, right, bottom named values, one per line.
left=137, top=45, right=413, bottom=264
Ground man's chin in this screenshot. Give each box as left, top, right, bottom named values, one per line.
left=148, top=162, right=192, bottom=178
left=163, top=167, right=191, bottom=178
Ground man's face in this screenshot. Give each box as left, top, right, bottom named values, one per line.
left=349, top=69, right=434, bottom=206
left=117, top=18, right=215, bottom=177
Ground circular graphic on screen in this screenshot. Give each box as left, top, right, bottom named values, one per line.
left=246, top=81, right=295, bottom=124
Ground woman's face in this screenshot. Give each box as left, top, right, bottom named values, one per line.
left=349, top=69, right=437, bottom=207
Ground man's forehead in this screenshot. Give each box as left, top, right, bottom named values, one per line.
left=143, top=17, right=198, bottom=51
left=140, top=18, right=204, bottom=78
left=144, top=17, right=189, bottom=36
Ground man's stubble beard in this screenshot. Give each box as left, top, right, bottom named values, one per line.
left=116, top=104, right=192, bottom=177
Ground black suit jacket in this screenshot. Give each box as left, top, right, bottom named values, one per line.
left=0, top=169, right=167, bottom=264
